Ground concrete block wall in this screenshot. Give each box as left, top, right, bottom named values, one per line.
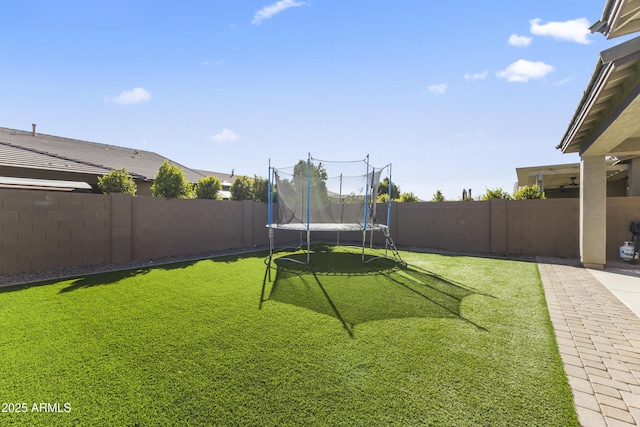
left=130, top=198, right=249, bottom=260
left=0, top=191, right=269, bottom=275
left=0, top=190, right=111, bottom=274
left=3, top=188, right=640, bottom=277
left=111, top=193, right=132, bottom=263
left=505, top=199, right=579, bottom=258
left=394, top=201, right=491, bottom=253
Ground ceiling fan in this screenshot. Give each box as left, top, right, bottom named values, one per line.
left=559, top=177, right=579, bottom=192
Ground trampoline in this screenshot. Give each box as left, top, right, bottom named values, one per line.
left=259, top=154, right=404, bottom=310
left=265, top=153, right=402, bottom=265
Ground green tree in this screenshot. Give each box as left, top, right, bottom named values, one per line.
left=513, top=185, right=546, bottom=200
left=274, top=178, right=293, bottom=203
left=378, top=177, right=400, bottom=200
left=293, top=160, right=327, bottom=183
left=151, top=160, right=193, bottom=198
left=399, top=192, right=419, bottom=202
left=196, top=176, right=222, bottom=200
left=377, top=193, right=390, bottom=203
left=230, top=175, right=254, bottom=201
left=252, top=175, right=270, bottom=203
left=97, top=168, right=137, bottom=195
left=431, top=189, right=446, bottom=202
left=481, top=187, right=512, bottom=200
left=292, top=159, right=329, bottom=204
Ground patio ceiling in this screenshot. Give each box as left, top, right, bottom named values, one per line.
left=516, top=161, right=628, bottom=190
left=557, top=35, right=640, bottom=156
left=590, top=0, right=640, bottom=39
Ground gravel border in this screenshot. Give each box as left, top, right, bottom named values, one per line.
left=0, top=246, right=271, bottom=289
left=0, top=244, right=544, bottom=289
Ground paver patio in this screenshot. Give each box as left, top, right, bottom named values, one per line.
left=538, top=257, right=640, bottom=427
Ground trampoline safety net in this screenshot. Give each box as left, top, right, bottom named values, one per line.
left=268, top=155, right=387, bottom=231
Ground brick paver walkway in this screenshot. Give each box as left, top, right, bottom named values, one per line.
left=538, top=257, right=640, bottom=427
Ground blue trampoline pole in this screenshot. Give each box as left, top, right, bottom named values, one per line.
left=387, top=164, right=392, bottom=229
left=267, top=159, right=273, bottom=260
left=267, top=159, right=272, bottom=227
left=306, top=153, right=311, bottom=264
left=362, top=155, right=371, bottom=261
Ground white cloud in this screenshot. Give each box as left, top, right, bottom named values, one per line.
left=464, top=71, right=488, bottom=80
left=552, top=75, right=575, bottom=87
left=253, top=0, right=305, bottom=25
left=211, top=129, right=240, bottom=143
left=202, top=60, right=224, bottom=66
left=428, top=84, right=448, bottom=95
left=529, top=18, right=592, bottom=44
left=508, top=34, right=532, bottom=47
left=497, top=59, right=554, bottom=83
left=107, top=87, right=151, bottom=106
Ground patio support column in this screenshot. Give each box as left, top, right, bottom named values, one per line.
left=580, top=155, right=607, bottom=269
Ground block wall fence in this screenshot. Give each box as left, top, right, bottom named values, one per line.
left=2, top=189, right=640, bottom=275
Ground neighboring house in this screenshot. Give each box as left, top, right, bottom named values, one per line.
left=515, top=159, right=629, bottom=198
left=194, top=169, right=236, bottom=200
left=558, top=0, right=640, bottom=268
left=0, top=125, right=236, bottom=197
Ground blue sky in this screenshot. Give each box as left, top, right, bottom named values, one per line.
left=0, top=0, right=630, bottom=200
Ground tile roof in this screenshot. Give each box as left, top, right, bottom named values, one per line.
left=0, top=141, right=113, bottom=176
left=0, top=126, right=206, bottom=182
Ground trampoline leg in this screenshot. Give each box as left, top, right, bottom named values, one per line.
left=259, top=255, right=272, bottom=309
left=268, top=228, right=274, bottom=281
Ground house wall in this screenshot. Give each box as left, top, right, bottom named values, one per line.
left=135, top=182, right=153, bottom=197
left=2, top=189, right=639, bottom=276
left=607, top=197, right=640, bottom=260
left=608, top=180, right=628, bottom=197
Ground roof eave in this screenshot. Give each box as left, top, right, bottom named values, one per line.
left=590, top=0, right=640, bottom=39
left=558, top=35, right=640, bottom=155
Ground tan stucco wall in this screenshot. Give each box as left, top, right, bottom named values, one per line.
left=580, top=156, right=608, bottom=268
left=607, top=197, right=640, bottom=260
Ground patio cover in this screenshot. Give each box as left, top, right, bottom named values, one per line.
left=0, top=176, right=92, bottom=191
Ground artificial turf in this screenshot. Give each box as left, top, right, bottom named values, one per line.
left=0, top=247, right=577, bottom=426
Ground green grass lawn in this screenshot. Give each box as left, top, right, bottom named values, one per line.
left=0, top=247, right=577, bottom=426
